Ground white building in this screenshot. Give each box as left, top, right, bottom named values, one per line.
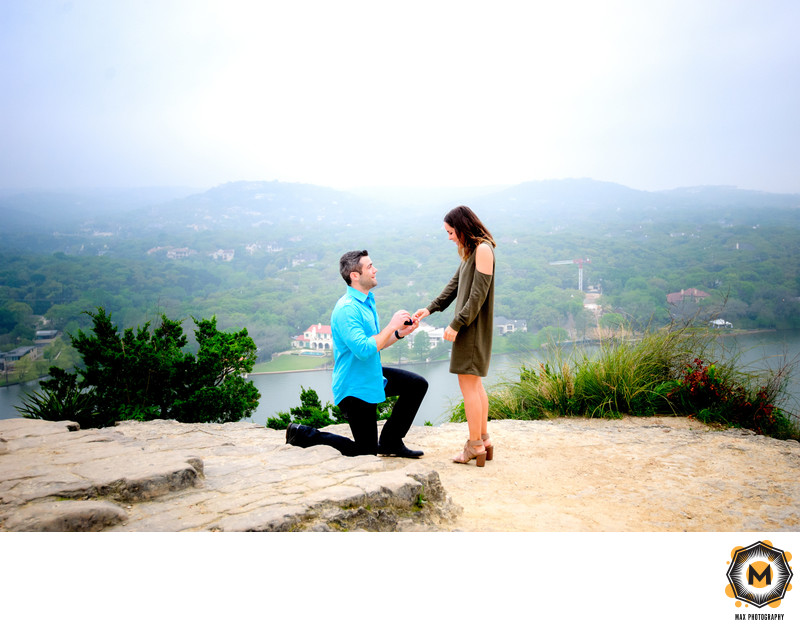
left=710, top=319, right=733, bottom=329
left=210, top=249, right=235, bottom=262
left=494, top=317, right=528, bottom=335
left=410, top=322, right=445, bottom=348
left=292, top=324, right=332, bottom=350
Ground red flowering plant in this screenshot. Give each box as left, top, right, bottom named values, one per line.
left=667, top=357, right=779, bottom=434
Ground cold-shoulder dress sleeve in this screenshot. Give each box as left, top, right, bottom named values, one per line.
left=426, top=267, right=460, bottom=315
left=430, top=245, right=496, bottom=377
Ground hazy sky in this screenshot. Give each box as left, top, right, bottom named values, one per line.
left=2, top=0, right=799, bottom=193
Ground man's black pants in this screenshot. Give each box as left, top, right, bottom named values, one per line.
left=288, top=367, right=428, bottom=456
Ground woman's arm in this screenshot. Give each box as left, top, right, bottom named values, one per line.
left=423, top=267, right=460, bottom=316
left=449, top=243, right=495, bottom=332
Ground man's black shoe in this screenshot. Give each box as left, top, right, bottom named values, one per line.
left=286, top=422, right=304, bottom=446
left=377, top=443, right=424, bottom=458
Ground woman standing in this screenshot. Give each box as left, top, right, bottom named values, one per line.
left=414, top=205, right=496, bottom=467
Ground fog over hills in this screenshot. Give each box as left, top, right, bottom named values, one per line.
left=470, top=179, right=800, bottom=229
left=2, top=178, right=799, bottom=242
left=0, top=187, right=201, bottom=229
left=142, top=181, right=379, bottom=232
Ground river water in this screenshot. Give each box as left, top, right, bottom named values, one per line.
left=2, top=330, right=799, bottom=426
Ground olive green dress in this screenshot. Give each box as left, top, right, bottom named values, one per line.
left=426, top=244, right=495, bottom=376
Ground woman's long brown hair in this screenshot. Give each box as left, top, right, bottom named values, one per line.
left=444, top=205, right=495, bottom=260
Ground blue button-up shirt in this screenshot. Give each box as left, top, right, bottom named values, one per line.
left=331, top=286, right=387, bottom=405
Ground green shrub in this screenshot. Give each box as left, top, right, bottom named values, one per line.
left=17, top=308, right=260, bottom=428
left=267, top=387, right=398, bottom=430
left=15, top=368, right=101, bottom=427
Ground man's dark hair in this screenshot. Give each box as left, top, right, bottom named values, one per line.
left=339, top=250, right=369, bottom=285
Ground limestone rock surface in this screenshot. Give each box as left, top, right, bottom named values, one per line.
left=0, top=418, right=459, bottom=532
left=2, top=416, right=799, bottom=532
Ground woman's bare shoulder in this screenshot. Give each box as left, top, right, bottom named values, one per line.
left=476, top=241, right=494, bottom=274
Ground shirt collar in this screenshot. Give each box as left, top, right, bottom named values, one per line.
left=347, top=285, right=374, bottom=305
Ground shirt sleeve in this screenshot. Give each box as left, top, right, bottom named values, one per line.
left=338, top=303, right=378, bottom=360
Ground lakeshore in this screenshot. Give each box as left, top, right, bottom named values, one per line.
left=239, top=327, right=782, bottom=376
left=0, top=327, right=783, bottom=386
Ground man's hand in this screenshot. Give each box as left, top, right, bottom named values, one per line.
left=390, top=310, right=412, bottom=331
left=397, top=316, right=419, bottom=338
left=374, top=310, right=418, bottom=350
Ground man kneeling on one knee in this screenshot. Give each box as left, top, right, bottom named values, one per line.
left=286, top=249, right=427, bottom=458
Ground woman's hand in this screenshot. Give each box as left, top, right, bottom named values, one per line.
left=397, top=316, right=419, bottom=338
left=443, top=325, right=458, bottom=342
left=413, top=308, right=430, bottom=321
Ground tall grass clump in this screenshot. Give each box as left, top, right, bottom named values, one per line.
left=454, top=323, right=799, bottom=441
left=571, top=324, right=714, bottom=417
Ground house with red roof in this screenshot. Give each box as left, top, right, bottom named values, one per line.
left=292, top=324, right=332, bottom=351
left=666, top=288, right=710, bottom=305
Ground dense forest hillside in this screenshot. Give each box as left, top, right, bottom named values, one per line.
left=2, top=179, right=800, bottom=367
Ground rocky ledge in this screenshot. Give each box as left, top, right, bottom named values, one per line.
left=0, top=418, right=460, bottom=532
left=3, top=416, right=800, bottom=532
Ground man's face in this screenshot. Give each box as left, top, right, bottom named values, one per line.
left=354, top=256, right=377, bottom=291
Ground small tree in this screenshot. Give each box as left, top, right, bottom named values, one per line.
left=267, top=386, right=343, bottom=430
left=18, top=308, right=260, bottom=428
left=171, top=316, right=260, bottom=423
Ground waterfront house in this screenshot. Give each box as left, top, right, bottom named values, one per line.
left=495, top=317, right=528, bottom=335
left=292, top=324, right=332, bottom=351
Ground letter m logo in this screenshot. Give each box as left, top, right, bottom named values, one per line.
left=748, top=563, right=772, bottom=587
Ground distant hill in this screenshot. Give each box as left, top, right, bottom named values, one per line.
left=2, top=178, right=799, bottom=248
left=131, top=180, right=383, bottom=233
left=465, top=179, right=800, bottom=229
left=0, top=187, right=200, bottom=229
left=2, top=177, right=799, bottom=347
